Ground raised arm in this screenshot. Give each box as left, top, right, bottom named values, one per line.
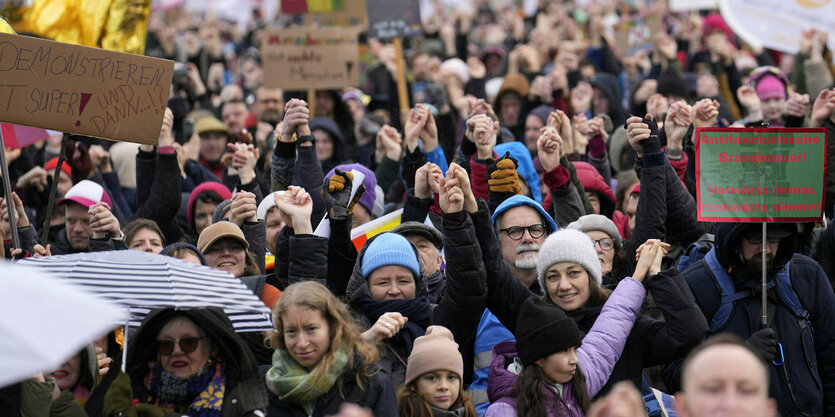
left=433, top=164, right=487, bottom=346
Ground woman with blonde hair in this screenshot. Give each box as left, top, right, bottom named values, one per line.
left=265, top=281, right=398, bottom=416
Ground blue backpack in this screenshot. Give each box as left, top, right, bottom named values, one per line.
left=676, top=234, right=714, bottom=272
left=641, top=377, right=677, bottom=417
left=701, top=248, right=811, bottom=334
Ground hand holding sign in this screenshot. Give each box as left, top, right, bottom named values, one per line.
left=279, top=99, right=311, bottom=141
left=89, top=202, right=120, bottom=240
left=158, top=108, right=174, bottom=147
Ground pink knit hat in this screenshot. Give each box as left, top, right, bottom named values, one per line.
left=754, top=74, right=787, bottom=101
left=187, top=182, right=232, bottom=223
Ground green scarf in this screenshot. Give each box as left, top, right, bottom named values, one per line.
left=265, top=343, right=353, bottom=415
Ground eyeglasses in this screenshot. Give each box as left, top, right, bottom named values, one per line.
left=744, top=236, right=781, bottom=245
left=500, top=224, right=547, bottom=240
left=156, top=337, right=205, bottom=356
left=592, top=238, right=614, bottom=251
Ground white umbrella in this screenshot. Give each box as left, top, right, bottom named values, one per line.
left=0, top=262, right=127, bottom=388
left=20, top=250, right=273, bottom=332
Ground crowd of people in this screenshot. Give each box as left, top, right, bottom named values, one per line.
left=2, top=0, right=835, bottom=416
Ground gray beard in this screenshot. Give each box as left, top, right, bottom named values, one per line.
left=515, top=244, right=540, bottom=270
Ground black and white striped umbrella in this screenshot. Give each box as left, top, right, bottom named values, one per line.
left=21, top=250, right=273, bottom=332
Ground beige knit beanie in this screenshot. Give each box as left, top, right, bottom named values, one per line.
left=405, top=326, right=463, bottom=385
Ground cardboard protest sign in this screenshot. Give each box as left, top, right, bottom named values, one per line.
left=719, top=0, right=835, bottom=54
left=613, top=11, right=663, bottom=56
left=302, top=0, right=367, bottom=28
left=669, top=0, right=717, bottom=11
left=0, top=33, right=173, bottom=145
left=696, top=128, right=827, bottom=222
left=261, top=27, right=360, bottom=90
left=282, top=0, right=345, bottom=14
left=365, top=0, right=422, bottom=39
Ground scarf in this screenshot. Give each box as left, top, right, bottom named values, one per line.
left=430, top=405, right=469, bottom=417
left=356, top=296, right=433, bottom=352
left=566, top=305, right=603, bottom=335
left=144, top=360, right=226, bottom=417
left=265, top=343, right=353, bottom=415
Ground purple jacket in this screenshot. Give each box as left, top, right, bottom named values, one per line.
left=484, top=277, right=646, bottom=417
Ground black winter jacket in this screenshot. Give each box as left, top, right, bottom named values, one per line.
left=345, top=211, right=487, bottom=387
left=135, top=148, right=183, bottom=244
left=680, top=223, right=835, bottom=417
left=470, top=198, right=707, bottom=394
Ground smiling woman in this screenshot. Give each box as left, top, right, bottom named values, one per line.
left=126, top=308, right=267, bottom=417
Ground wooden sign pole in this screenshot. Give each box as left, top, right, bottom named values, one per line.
left=40, top=133, right=69, bottom=244
left=0, top=129, right=20, bottom=250
left=392, top=38, right=410, bottom=113
left=308, top=89, right=317, bottom=117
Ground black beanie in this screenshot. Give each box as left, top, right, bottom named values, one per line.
left=657, top=70, right=690, bottom=100
left=515, top=297, right=583, bottom=365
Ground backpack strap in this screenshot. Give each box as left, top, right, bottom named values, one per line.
left=704, top=248, right=754, bottom=332
left=774, top=262, right=814, bottom=332
left=676, top=233, right=715, bottom=272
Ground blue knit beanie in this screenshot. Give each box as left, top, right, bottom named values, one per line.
left=361, top=233, right=421, bottom=279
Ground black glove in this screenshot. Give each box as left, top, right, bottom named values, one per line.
left=321, top=169, right=354, bottom=220
left=746, top=327, right=778, bottom=362
left=640, top=116, right=662, bottom=155
left=321, top=169, right=366, bottom=220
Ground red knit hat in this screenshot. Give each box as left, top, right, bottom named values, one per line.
left=44, top=157, right=72, bottom=180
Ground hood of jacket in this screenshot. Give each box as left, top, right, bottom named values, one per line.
left=127, top=307, right=259, bottom=392
left=491, top=195, right=559, bottom=234
left=309, top=116, right=346, bottom=164
left=495, top=141, right=542, bottom=203
left=573, top=161, right=616, bottom=217
left=345, top=232, right=428, bottom=304
left=713, top=222, right=797, bottom=271
left=588, top=73, right=626, bottom=127
left=486, top=341, right=521, bottom=403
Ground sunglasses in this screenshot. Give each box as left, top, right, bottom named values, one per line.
left=156, top=337, right=205, bottom=356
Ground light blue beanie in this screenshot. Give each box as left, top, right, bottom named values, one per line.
left=361, top=233, right=421, bottom=279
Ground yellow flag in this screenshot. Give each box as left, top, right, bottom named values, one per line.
left=10, top=0, right=151, bottom=54
left=0, top=16, right=14, bottom=34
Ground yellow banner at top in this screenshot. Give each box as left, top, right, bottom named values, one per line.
left=0, top=17, right=14, bottom=34
left=9, top=0, right=151, bottom=54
